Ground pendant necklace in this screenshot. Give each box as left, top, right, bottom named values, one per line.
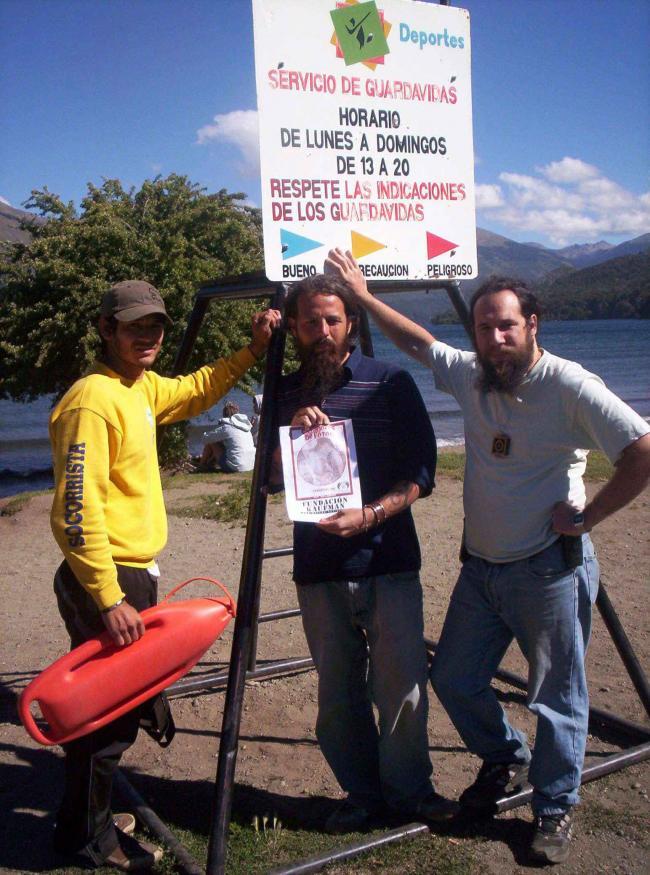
left=489, top=350, right=539, bottom=457
left=490, top=392, right=520, bottom=458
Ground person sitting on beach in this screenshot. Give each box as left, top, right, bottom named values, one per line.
left=328, top=248, right=650, bottom=865
left=48, top=280, right=280, bottom=872
left=271, top=271, right=458, bottom=834
left=251, top=393, right=263, bottom=446
left=200, top=401, right=256, bottom=472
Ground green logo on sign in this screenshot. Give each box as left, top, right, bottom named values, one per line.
left=330, top=1, right=389, bottom=66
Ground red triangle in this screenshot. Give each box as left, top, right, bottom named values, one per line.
left=426, top=232, right=459, bottom=260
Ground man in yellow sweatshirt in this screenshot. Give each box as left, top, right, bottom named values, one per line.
left=49, top=280, right=280, bottom=871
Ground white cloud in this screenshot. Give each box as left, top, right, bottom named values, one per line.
left=537, top=157, right=599, bottom=184
left=577, top=177, right=637, bottom=212
left=196, top=109, right=260, bottom=177
left=475, top=184, right=504, bottom=209
left=0, top=195, right=10, bottom=206
left=499, top=173, right=584, bottom=211
left=477, top=156, right=650, bottom=245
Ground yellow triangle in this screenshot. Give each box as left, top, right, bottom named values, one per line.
left=351, top=231, right=387, bottom=259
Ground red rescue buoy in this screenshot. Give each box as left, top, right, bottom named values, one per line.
left=19, top=578, right=236, bottom=746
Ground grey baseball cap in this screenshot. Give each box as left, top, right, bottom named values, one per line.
left=100, top=281, right=172, bottom=323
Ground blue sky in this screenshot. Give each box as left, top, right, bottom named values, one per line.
left=1, top=0, right=648, bottom=248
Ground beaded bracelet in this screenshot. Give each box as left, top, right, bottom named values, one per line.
left=364, top=503, right=379, bottom=529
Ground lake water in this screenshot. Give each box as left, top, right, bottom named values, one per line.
left=1, top=307, right=649, bottom=498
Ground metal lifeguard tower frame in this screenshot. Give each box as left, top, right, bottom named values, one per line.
left=148, top=270, right=649, bottom=875
left=113, top=0, right=649, bottom=867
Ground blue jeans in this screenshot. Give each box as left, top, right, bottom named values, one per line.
left=296, top=572, right=434, bottom=809
left=430, top=536, right=599, bottom=815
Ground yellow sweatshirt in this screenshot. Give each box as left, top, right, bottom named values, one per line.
left=49, top=348, right=255, bottom=609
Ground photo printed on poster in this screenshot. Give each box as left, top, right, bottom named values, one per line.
left=279, top=419, right=362, bottom=522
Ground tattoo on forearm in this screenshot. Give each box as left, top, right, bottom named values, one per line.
left=384, top=481, right=419, bottom=516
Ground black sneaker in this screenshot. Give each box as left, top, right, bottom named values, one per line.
left=529, top=809, right=574, bottom=864
left=411, top=791, right=460, bottom=822
left=324, top=799, right=381, bottom=834
left=460, top=761, right=530, bottom=814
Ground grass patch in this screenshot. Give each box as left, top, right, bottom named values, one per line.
left=226, top=820, right=336, bottom=874
left=170, top=479, right=252, bottom=524
left=156, top=820, right=474, bottom=875
left=327, top=831, right=474, bottom=874
left=168, top=475, right=283, bottom=525
left=0, top=488, right=50, bottom=516
left=229, top=822, right=474, bottom=874
left=43, top=821, right=474, bottom=875
left=168, top=476, right=283, bottom=525
left=437, top=450, right=466, bottom=480
left=436, top=448, right=613, bottom=483
left=584, top=450, right=614, bottom=481
left=161, top=470, right=229, bottom=490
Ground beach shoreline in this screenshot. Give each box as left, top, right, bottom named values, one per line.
left=2, top=319, right=649, bottom=500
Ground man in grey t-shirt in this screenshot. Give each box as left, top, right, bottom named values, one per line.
left=325, top=248, right=650, bottom=865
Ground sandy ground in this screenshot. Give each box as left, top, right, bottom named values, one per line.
left=1, top=471, right=648, bottom=874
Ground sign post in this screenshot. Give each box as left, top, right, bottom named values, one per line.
left=253, top=0, right=477, bottom=282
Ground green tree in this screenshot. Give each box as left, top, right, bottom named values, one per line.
left=0, top=174, right=269, bottom=403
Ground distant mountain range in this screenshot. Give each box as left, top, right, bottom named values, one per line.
left=475, top=228, right=650, bottom=280
left=447, top=230, right=649, bottom=320
left=552, top=240, right=614, bottom=267
left=0, top=202, right=45, bottom=245
left=2, top=203, right=648, bottom=318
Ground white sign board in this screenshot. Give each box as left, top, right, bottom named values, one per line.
left=279, top=420, right=362, bottom=522
left=252, top=0, right=477, bottom=282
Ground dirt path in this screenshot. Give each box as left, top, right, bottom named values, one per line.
left=1, top=474, right=648, bottom=873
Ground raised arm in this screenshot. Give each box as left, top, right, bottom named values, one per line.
left=324, top=248, right=436, bottom=366
left=155, top=308, right=282, bottom=424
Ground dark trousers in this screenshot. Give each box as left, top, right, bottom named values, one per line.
left=52, top=561, right=157, bottom=862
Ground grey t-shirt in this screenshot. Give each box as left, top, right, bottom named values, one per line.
left=428, top=342, right=649, bottom=562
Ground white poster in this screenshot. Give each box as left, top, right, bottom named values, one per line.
left=252, top=0, right=476, bottom=282
left=279, top=419, right=362, bottom=522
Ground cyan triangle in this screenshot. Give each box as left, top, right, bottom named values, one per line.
left=281, top=228, right=323, bottom=260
